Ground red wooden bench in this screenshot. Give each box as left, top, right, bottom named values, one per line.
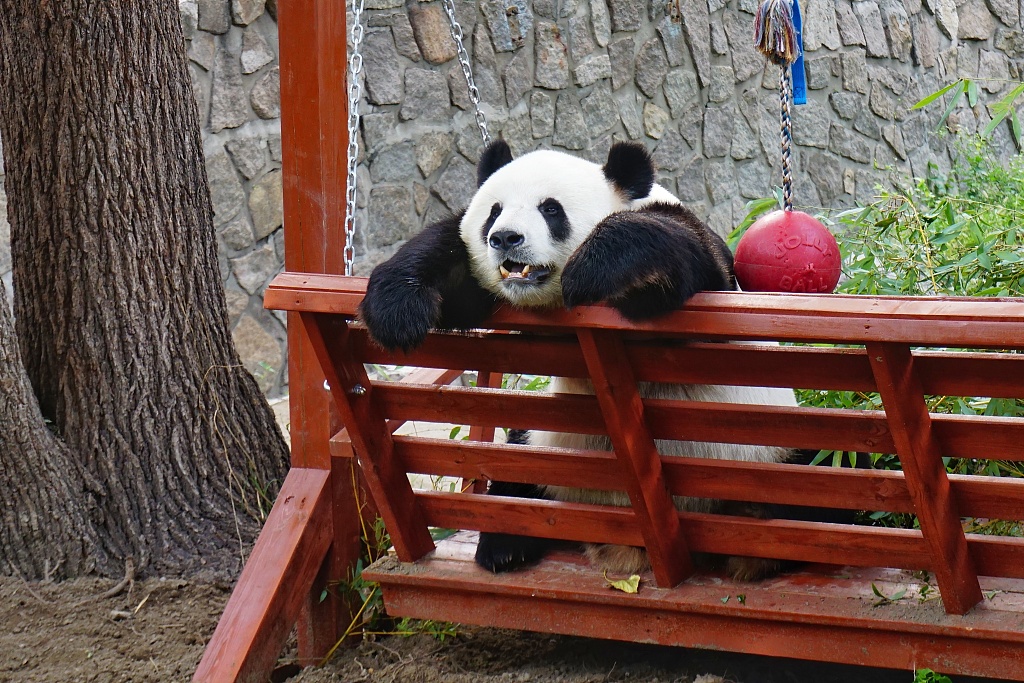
left=198, top=272, right=1024, bottom=681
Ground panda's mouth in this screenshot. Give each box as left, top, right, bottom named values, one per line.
left=499, top=260, right=552, bottom=285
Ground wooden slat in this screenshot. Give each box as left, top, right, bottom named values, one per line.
left=193, top=469, right=333, bottom=683
left=578, top=329, right=694, bottom=585
left=302, top=313, right=435, bottom=561
left=868, top=342, right=982, bottom=615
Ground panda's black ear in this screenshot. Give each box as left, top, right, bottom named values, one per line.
left=478, top=139, right=514, bottom=187
left=603, top=142, right=655, bottom=201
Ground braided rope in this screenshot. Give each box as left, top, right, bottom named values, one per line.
left=779, top=66, right=794, bottom=212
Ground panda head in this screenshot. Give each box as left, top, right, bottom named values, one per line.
left=459, top=140, right=657, bottom=308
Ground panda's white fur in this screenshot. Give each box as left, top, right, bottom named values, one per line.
left=458, top=146, right=797, bottom=576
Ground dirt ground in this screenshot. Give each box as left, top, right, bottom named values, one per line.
left=0, top=574, right=1004, bottom=683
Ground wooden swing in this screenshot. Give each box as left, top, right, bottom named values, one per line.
left=194, top=2, right=1024, bottom=681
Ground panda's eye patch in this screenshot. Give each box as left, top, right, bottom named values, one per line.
left=539, top=199, right=563, bottom=216
left=489, top=203, right=502, bottom=220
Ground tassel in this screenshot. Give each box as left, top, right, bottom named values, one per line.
left=753, top=0, right=798, bottom=66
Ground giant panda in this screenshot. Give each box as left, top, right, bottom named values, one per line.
left=361, top=139, right=806, bottom=581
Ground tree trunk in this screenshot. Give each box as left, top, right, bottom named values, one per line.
left=0, top=1, right=290, bottom=576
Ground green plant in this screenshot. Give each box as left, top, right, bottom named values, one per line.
left=914, top=77, right=1024, bottom=148
left=914, top=669, right=954, bottom=683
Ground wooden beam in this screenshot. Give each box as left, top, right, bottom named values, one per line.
left=192, top=469, right=333, bottom=682
left=867, top=342, right=982, bottom=615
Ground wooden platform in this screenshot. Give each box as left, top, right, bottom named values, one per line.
left=366, top=531, right=1024, bottom=680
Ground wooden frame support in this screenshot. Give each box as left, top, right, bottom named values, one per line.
left=193, top=469, right=333, bottom=682
left=867, top=342, right=982, bottom=614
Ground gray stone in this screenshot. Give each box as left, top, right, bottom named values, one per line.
left=370, top=141, right=417, bottom=183
left=853, top=106, right=882, bottom=139
left=608, top=37, right=636, bottom=91
left=413, top=182, right=431, bottom=216
left=958, top=0, right=995, bottom=38
left=250, top=66, right=280, bottom=119
left=233, top=245, right=278, bottom=294
left=364, top=31, right=402, bottom=106
left=900, top=113, right=928, bottom=151
left=224, top=287, right=249, bottom=326
left=731, top=114, right=759, bottom=160
left=841, top=51, right=869, bottom=93
left=609, top=0, right=644, bottom=30
left=855, top=167, right=888, bottom=205
left=986, top=0, right=1019, bottom=25
left=553, top=94, right=590, bottom=149
left=362, top=112, right=394, bottom=153
left=568, top=14, right=596, bottom=61
left=706, top=201, right=735, bottom=237
left=711, top=18, right=729, bottom=55
left=592, top=0, right=612, bottom=45
left=505, top=50, right=534, bottom=105
left=704, top=159, right=735, bottom=206
left=664, top=68, right=700, bottom=117
left=207, top=151, right=246, bottom=223
left=852, top=2, right=890, bottom=57
left=368, top=185, right=416, bottom=246
left=835, top=0, right=866, bottom=44
left=723, top=11, right=763, bottom=82
left=657, top=16, right=688, bottom=67
left=803, top=0, right=841, bottom=50
left=189, top=30, right=216, bottom=70
left=433, top=157, right=476, bottom=211
left=535, top=21, right=571, bottom=89
left=617, top=90, right=644, bottom=139
left=927, top=0, right=959, bottom=38
left=680, top=0, right=711, bottom=86
left=678, top=104, right=704, bottom=147
left=231, top=0, right=264, bottom=25
left=416, top=133, right=453, bottom=177
left=582, top=82, right=619, bottom=133
left=635, top=38, right=669, bottom=98
left=232, top=314, right=283, bottom=393
left=267, top=135, right=281, bottom=163
left=482, top=0, right=532, bottom=52
left=531, top=91, right=556, bottom=138
left=503, top=110, right=534, bottom=158
left=226, top=137, right=266, bottom=180
left=709, top=65, right=734, bottom=102
left=869, top=64, right=911, bottom=95
left=703, top=105, right=735, bottom=157
left=830, top=91, right=861, bottom=119
left=980, top=51, right=1010, bottom=93
left=882, top=125, right=908, bottom=159
left=643, top=102, right=672, bottom=139
left=996, top=30, right=1024, bottom=56
left=575, top=53, right=613, bottom=86
left=805, top=57, right=832, bottom=89
left=0, top=209, right=9, bottom=275
left=210, top=48, right=248, bottom=132
left=180, top=0, right=199, bottom=39
left=390, top=13, right=421, bottom=61
left=869, top=83, right=897, bottom=119
left=792, top=101, right=830, bottom=148
left=804, top=152, right=843, bottom=203
left=190, top=65, right=206, bottom=125
left=198, top=0, right=231, bottom=34
left=448, top=64, right=471, bottom=109
left=220, top=214, right=256, bottom=252
left=401, top=68, right=449, bottom=121
left=652, top=130, right=688, bottom=172
left=910, top=14, right=939, bottom=67
left=249, top=170, right=284, bottom=240
left=676, top=157, right=706, bottom=201
left=265, top=0, right=276, bottom=17
left=408, top=3, right=458, bottom=64
left=472, top=22, right=504, bottom=106
left=457, top=127, right=485, bottom=164
left=829, top=124, right=873, bottom=163
left=881, top=0, right=912, bottom=61
left=904, top=0, right=922, bottom=14
left=737, top=161, right=770, bottom=199
left=241, top=25, right=275, bottom=74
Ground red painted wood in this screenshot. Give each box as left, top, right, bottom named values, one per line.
left=577, top=329, right=693, bottom=586
left=867, top=342, right=982, bottom=615
left=192, top=469, right=333, bottom=683
left=301, top=313, right=435, bottom=561
left=466, top=370, right=503, bottom=493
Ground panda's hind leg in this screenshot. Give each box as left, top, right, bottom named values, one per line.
left=584, top=544, right=651, bottom=575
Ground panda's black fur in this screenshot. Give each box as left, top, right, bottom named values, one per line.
left=361, top=140, right=854, bottom=581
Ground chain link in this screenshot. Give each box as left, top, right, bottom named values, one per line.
left=441, top=0, right=491, bottom=147
left=343, top=0, right=366, bottom=275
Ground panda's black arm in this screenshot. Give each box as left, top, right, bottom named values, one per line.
left=561, top=202, right=736, bottom=320
left=360, top=213, right=497, bottom=352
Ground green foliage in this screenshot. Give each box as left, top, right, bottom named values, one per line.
left=914, top=669, right=954, bottom=683
left=913, top=77, right=1024, bottom=148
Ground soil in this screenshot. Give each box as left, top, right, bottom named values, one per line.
left=0, top=575, right=1002, bottom=683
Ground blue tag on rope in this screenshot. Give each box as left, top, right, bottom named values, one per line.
left=791, top=0, right=807, bottom=105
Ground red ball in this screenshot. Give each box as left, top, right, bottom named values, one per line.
left=733, top=210, right=841, bottom=293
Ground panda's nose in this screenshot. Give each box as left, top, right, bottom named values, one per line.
left=489, top=230, right=525, bottom=251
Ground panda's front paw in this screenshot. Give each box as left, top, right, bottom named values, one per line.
left=360, top=271, right=440, bottom=352
left=474, top=532, right=548, bottom=572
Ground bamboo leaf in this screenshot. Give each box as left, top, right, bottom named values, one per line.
left=937, top=81, right=967, bottom=130
left=966, top=78, right=979, bottom=107
left=912, top=80, right=962, bottom=109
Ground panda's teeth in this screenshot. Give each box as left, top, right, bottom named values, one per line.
left=499, top=265, right=511, bottom=279
left=521, top=264, right=532, bottom=276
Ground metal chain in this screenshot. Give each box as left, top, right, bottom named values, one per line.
left=441, top=0, right=491, bottom=147
left=343, top=0, right=367, bottom=275
left=779, top=66, right=794, bottom=212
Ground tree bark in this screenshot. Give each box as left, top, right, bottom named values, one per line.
left=0, top=1, right=290, bottom=576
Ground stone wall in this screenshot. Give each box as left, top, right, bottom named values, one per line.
left=0, top=0, right=1021, bottom=398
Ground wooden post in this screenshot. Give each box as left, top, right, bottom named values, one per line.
left=278, top=0, right=353, bottom=661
